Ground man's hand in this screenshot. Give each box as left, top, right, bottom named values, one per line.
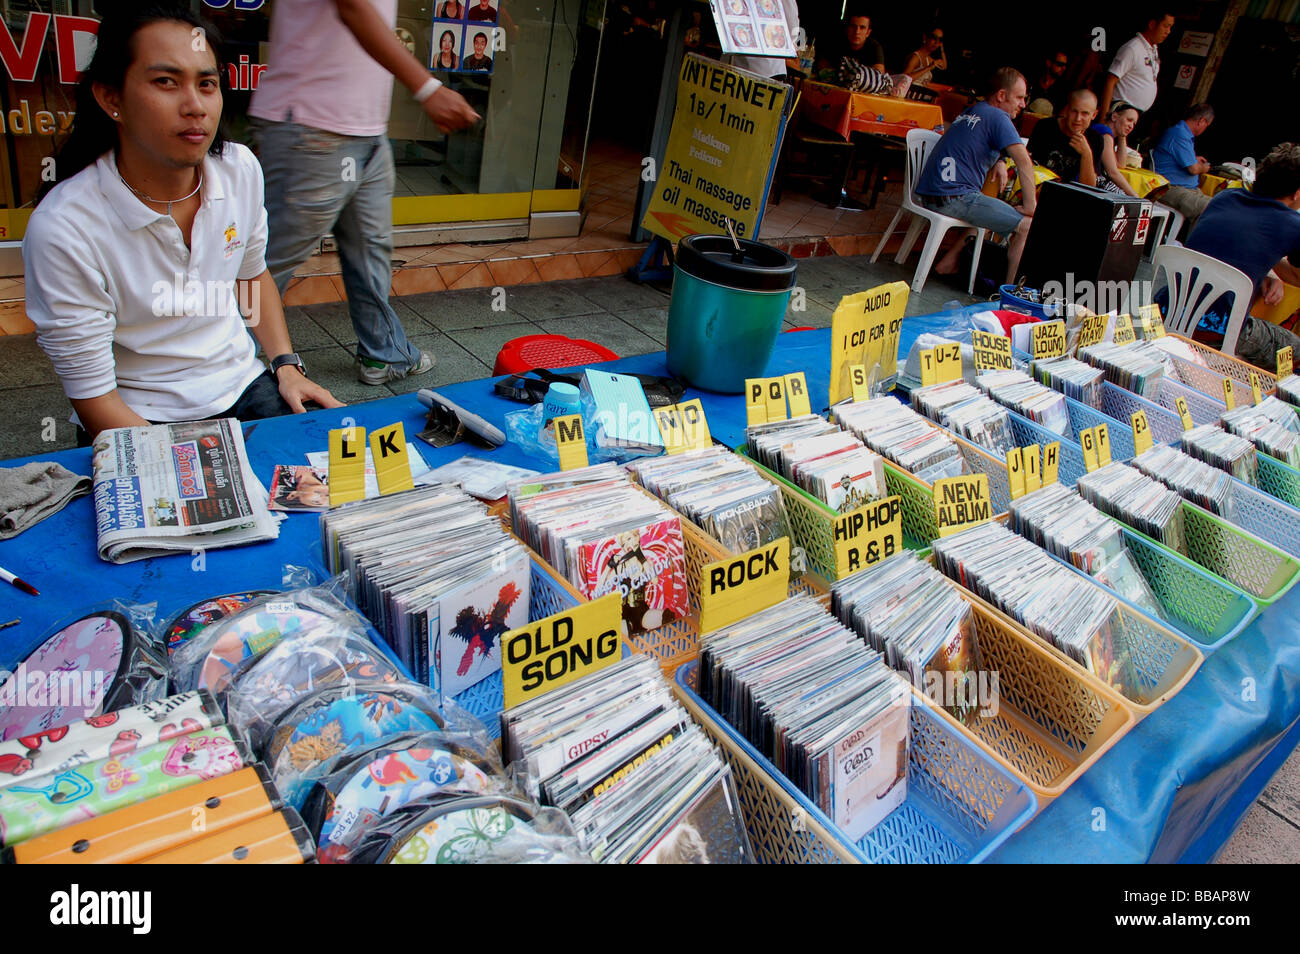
left=1068, top=132, right=1090, bottom=155
left=993, top=161, right=1009, bottom=195
left=423, top=86, right=481, bottom=133
left=1262, top=274, right=1285, bottom=307
left=275, top=367, right=345, bottom=413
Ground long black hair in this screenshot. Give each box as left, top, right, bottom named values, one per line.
left=45, top=4, right=228, bottom=201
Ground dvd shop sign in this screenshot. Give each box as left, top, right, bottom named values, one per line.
left=0, top=14, right=99, bottom=85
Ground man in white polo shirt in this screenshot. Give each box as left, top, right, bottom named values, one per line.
left=1099, top=10, right=1175, bottom=121
left=23, top=7, right=342, bottom=441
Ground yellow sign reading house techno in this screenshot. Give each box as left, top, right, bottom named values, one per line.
left=642, top=54, right=788, bottom=243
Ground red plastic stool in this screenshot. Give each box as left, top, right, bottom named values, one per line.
left=492, top=334, right=619, bottom=375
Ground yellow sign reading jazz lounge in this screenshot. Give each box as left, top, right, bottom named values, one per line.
left=643, top=54, right=788, bottom=242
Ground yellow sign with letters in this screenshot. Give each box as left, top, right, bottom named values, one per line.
left=699, top=537, right=790, bottom=632
left=501, top=594, right=623, bottom=709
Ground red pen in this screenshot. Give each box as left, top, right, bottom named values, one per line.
left=0, top=566, right=38, bottom=596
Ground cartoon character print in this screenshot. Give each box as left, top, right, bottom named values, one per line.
left=17, top=726, right=69, bottom=752
left=100, top=757, right=141, bottom=793
left=160, top=733, right=243, bottom=780
left=367, top=753, right=418, bottom=787
left=286, top=721, right=346, bottom=772
left=0, top=753, right=33, bottom=777
left=159, top=718, right=203, bottom=742
left=451, top=581, right=521, bottom=677
left=109, top=730, right=141, bottom=758
left=8, top=769, right=94, bottom=804
left=84, top=714, right=119, bottom=729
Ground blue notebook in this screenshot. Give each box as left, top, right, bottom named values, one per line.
left=582, top=368, right=665, bottom=453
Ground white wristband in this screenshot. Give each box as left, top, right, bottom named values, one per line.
left=414, top=77, right=442, bottom=103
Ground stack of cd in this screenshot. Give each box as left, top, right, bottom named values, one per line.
left=745, top=414, right=888, bottom=513
left=930, top=522, right=1135, bottom=693
left=1276, top=373, right=1300, bottom=408
left=1130, top=443, right=1237, bottom=517
left=697, top=596, right=912, bottom=841
left=975, top=369, right=1070, bottom=435
left=911, top=380, right=1014, bottom=454
left=501, top=655, right=751, bottom=864
left=628, top=447, right=792, bottom=554
left=1220, top=396, right=1300, bottom=467
left=831, top=397, right=965, bottom=483
left=1180, top=424, right=1259, bottom=484
left=320, top=484, right=531, bottom=696
left=1007, top=482, right=1165, bottom=618
left=831, top=552, right=983, bottom=726
left=508, top=464, right=689, bottom=638
left=1077, top=341, right=1168, bottom=399
left=1031, top=356, right=1105, bottom=407
left=1074, top=461, right=1186, bottom=551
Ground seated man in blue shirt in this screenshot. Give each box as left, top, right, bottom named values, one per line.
left=1151, top=103, right=1214, bottom=227
left=916, top=67, right=1038, bottom=285
left=1179, top=142, right=1300, bottom=368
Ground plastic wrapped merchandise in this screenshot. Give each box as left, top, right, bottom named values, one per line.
left=0, top=600, right=167, bottom=743
left=300, top=731, right=507, bottom=863
left=346, top=794, right=591, bottom=864
left=225, top=628, right=404, bottom=753
left=263, top=681, right=488, bottom=810
left=169, top=580, right=364, bottom=695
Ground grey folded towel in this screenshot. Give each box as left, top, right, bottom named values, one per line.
left=0, top=461, right=92, bottom=539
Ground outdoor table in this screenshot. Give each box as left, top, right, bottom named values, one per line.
left=800, top=79, right=944, bottom=140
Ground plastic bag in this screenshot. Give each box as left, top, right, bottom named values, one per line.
left=299, top=729, right=509, bottom=863
left=262, top=680, right=489, bottom=810
left=225, top=625, right=405, bottom=754
left=505, top=392, right=662, bottom=468
left=168, top=576, right=362, bottom=695
left=345, top=793, right=591, bottom=864
left=0, top=599, right=166, bottom=744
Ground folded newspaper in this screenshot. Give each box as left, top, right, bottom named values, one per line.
left=90, top=418, right=279, bottom=563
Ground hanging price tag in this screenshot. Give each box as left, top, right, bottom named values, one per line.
left=1023, top=442, right=1042, bottom=493
left=833, top=497, right=903, bottom=577
left=919, top=343, right=962, bottom=387
left=1138, top=303, right=1165, bottom=339
left=1222, top=377, right=1236, bottom=411
left=1095, top=423, right=1112, bottom=466
left=971, top=330, right=1013, bottom=372
left=1076, top=313, right=1109, bottom=350
left=849, top=364, right=871, bottom=401
left=1111, top=314, right=1137, bottom=346
left=1042, top=442, right=1060, bottom=486
left=783, top=372, right=812, bottom=417
left=1005, top=447, right=1025, bottom=500
left=1250, top=372, right=1263, bottom=406
left=1080, top=427, right=1100, bottom=472
left=1176, top=396, right=1194, bottom=431
left=933, top=475, right=993, bottom=537
left=1131, top=410, right=1154, bottom=456
left=699, top=537, right=790, bottom=632
left=1278, top=346, right=1294, bottom=381
left=1031, top=319, right=1067, bottom=359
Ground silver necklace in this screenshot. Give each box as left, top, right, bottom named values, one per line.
left=118, top=170, right=203, bottom=215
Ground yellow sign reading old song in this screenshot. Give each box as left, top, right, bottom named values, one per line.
left=643, top=54, right=788, bottom=242
left=501, top=594, right=623, bottom=709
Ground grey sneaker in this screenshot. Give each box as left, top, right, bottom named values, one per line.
left=356, top=350, right=436, bottom=385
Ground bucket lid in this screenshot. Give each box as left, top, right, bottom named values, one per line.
left=676, top=234, right=797, bottom=292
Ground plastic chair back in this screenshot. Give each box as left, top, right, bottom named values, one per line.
left=1152, top=245, right=1253, bottom=356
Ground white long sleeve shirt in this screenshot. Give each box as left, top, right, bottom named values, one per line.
left=23, top=144, right=268, bottom=422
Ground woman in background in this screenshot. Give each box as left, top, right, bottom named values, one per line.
left=435, top=30, right=460, bottom=70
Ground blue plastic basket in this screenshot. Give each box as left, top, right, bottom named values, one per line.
left=673, top=661, right=1038, bottom=864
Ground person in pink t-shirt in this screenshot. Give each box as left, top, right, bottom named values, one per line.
left=250, top=0, right=479, bottom=385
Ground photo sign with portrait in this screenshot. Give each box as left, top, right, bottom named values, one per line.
left=642, top=54, right=788, bottom=242
left=710, top=0, right=796, bottom=57
left=431, top=0, right=501, bottom=74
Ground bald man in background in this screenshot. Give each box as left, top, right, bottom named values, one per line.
left=1027, top=89, right=1105, bottom=188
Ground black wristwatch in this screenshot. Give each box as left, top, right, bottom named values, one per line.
left=270, top=352, right=307, bottom=377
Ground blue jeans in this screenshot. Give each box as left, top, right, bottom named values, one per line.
left=252, top=119, right=422, bottom=370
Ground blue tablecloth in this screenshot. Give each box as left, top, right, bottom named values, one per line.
left=2, top=315, right=1297, bottom=863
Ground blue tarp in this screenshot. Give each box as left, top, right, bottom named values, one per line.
left=1, top=312, right=1296, bottom=862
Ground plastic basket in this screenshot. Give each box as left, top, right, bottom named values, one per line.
left=737, top=436, right=1012, bottom=566
left=447, top=554, right=587, bottom=738
left=1002, top=410, right=1300, bottom=607
left=1158, top=333, right=1277, bottom=401
left=674, top=662, right=1039, bottom=863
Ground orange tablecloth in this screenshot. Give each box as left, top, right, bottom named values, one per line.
left=1251, top=282, right=1300, bottom=326
left=923, top=83, right=976, bottom=123
left=800, top=80, right=945, bottom=139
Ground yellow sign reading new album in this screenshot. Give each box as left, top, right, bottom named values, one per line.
left=643, top=54, right=788, bottom=243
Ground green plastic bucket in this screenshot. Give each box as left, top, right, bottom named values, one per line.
left=666, top=235, right=797, bottom=393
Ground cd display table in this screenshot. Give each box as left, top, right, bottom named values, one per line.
left=2, top=318, right=1297, bottom=863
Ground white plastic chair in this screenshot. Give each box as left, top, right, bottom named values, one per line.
left=1153, top=201, right=1185, bottom=243
left=1152, top=245, right=1253, bottom=355
left=871, top=129, right=987, bottom=294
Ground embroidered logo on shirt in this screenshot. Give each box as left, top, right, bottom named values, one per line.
left=223, top=221, right=243, bottom=259
left=953, top=113, right=982, bottom=130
